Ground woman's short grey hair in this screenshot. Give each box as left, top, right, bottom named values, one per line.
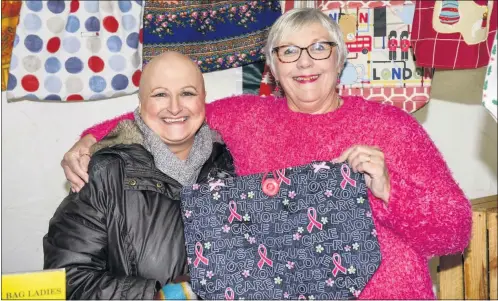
left=265, top=8, right=348, bottom=76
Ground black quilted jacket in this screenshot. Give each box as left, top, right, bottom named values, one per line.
left=43, top=143, right=234, bottom=299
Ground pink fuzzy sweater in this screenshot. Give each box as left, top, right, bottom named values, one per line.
left=82, top=95, right=472, bottom=300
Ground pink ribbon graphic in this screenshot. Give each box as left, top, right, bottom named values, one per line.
left=228, top=200, right=242, bottom=223
left=209, top=179, right=225, bottom=191
left=312, top=161, right=330, bottom=173
left=340, top=164, right=356, bottom=189
left=225, top=288, right=235, bottom=301
left=193, top=242, right=209, bottom=267
left=262, top=169, right=291, bottom=188
left=307, top=207, right=323, bottom=233
left=331, top=253, right=347, bottom=276
left=298, top=295, right=306, bottom=300
left=257, top=244, right=273, bottom=269
left=275, top=169, right=291, bottom=185
left=261, top=169, right=291, bottom=197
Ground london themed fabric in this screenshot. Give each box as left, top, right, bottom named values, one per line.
left=181, top=161, right=382, bottom=300
left=411, top=0, right=497, bottom=69
left=257, top=1, right=433, bottom=114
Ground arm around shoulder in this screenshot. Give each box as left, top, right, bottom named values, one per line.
left=80, top=111, right=134, bottom=142
left=205, top=94, right=262, bottom=131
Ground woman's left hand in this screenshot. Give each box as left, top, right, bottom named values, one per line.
left=333, top=145, right=391, bottom=204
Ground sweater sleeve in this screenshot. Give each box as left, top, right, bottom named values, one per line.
left=205, top=95, right=247, bottom=129
left=80, top=112, right=135, bottom=141
left=369, top=110, right=472, bottom=258
left=205, top=94, right=262, bottom=128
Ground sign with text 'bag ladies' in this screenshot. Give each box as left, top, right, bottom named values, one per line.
left=181, top=161, right=381, bottom=300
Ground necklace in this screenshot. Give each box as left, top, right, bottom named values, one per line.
left=325, top=94, right=343, bottom=113
left=335, top=95, right=343, bottom=110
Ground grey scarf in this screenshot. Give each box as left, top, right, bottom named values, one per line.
left=133, top=108, right=213, bottom=186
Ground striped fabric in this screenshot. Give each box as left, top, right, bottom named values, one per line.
left=439, top=0, right=460, bottom=25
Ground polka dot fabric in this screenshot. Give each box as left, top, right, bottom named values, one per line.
left=7, top=0, right=143, bottom=102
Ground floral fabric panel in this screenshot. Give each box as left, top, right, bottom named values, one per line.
left=483, top=33, right=497, bottom=121
left=6, top=1, right=143, bottom=102
left=1, top=1, right=22, bottom=91
left=181, top=161, right=382, bottom=300
left=143, top=0, right=281, bottom=73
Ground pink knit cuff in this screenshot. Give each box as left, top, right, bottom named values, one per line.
left=367, top=169, right=408, bottom=230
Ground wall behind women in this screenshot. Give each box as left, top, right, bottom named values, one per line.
left=1, top=69, right=496, bottom=275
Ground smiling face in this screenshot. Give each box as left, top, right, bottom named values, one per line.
left=273, top=22, right=340, bottom=113
left=139, top=52, right=206, bottom=153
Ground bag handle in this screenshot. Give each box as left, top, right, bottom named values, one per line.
left=261, top=169, right=291, bottom=197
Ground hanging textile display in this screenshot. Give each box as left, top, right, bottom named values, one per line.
left=242, top=61, right=266, bottom=94
left=482, top=33, right=497, bottom=121
left=241, top=0, right=313, bottom=95
left=279, top=0, right=316, bottom=12
left=258, top=1, right=433, bottom=113
left=1, top=1, right=22, bottom=91
left=6, top=1, right=144, bottom=102
left=411, top=0, right=497, bottom=69
left=143, top=0, right=281, bottom=73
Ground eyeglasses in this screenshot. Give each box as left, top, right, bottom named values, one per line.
left=272, top=41, right=338, bottom=63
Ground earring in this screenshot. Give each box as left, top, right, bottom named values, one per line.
left=273, top=80, right=283, bottom=98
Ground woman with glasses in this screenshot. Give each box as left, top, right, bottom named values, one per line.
left=60, top=8, right=471, bottom=300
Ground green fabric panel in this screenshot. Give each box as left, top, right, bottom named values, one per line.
left=242, top=61, right=266, bottom=95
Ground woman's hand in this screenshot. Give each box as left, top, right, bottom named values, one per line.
left=171, top=275, right=190, bottom=283
left=333, top=145, right=391, bottom=204
left=61, top=134, right=97, bottom=192
left=153, top=276, right=196, bottom=300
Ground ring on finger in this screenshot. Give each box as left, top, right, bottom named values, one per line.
left=366, top=155, right=372, bottom=163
